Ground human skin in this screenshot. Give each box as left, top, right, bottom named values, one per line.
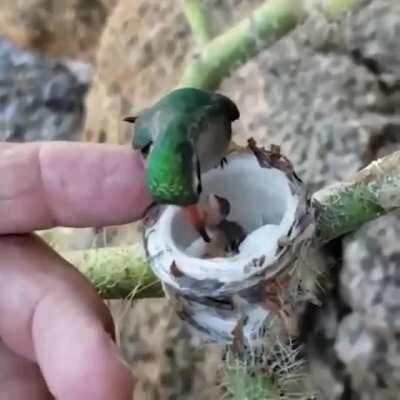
left=0, top=142, right=153, bottom=399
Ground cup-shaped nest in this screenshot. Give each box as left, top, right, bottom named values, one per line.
left=143, top=140, right=314, bottom=347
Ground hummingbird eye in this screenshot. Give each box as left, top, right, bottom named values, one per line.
left=123, top=116, right=137, bottom=123
left=141, top=141, right=153, bottom=158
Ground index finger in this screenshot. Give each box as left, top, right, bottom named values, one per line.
left=0, top=142, right=152, bottom=233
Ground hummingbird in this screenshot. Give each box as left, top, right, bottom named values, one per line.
left=124, top=87, right=240, bottom=242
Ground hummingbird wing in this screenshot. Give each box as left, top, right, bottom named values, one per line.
left=188, top=104, right=233, bottom=172
left=176, top=139, right=202, bottom=196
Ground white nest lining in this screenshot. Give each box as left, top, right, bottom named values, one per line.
left=146, top=153, right=299, bottom=286
left=193, top=301, right=270, bottom=343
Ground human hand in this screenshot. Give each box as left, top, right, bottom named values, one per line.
left=0, top=142, right=152, bottom=399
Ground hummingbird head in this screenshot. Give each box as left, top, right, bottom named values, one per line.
left=124, top=112, right=153, bottom=158
left=125, top=88, right=240, bottom=207
left=212, top=93, right=240, bottom=122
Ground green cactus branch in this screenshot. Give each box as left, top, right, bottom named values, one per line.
left=313, top=150, right=400, bottom=243
left=182, top=0, right=214, bottom=46
left=180, top=0, right=363, bottom=90
left=180, top=0, right=300, bottom=90
left=63, top=245, right=163, bottom=299
left=63, top=150, right=400, bottom=299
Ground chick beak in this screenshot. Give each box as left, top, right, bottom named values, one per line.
left=184, top=204, right=210, bottom=243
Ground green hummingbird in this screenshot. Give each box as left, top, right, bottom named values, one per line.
left=124, top=87, right=240, bottom=242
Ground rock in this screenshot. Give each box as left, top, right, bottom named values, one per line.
left=83, top=0, right=264, bottom=144
left=0, top=0, right=117, bottom=61
left=306, top=215, right=400, bottom=400
left=113, top=298, right=221, bottom=400
left=338, top=214, right=400, bottom=400
left=253, top=0, right=400, bottom=191
left=0, top=38, right=91, bottom=142
left=256, top=1, right=400, bottom=399
left=344, top=0, right=400, bottom=90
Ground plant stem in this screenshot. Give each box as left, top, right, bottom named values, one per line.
left=313, top=150, right=400, bottom=243
left=63, top=245, right=163, bottom=299
left=182, top=0, right=214, bottom=46
left=180, top=0, right=300, bottom=90
left=180, top=0, right=362, bottom=90
left=65, top=150, right=400, bottom=299
left=324, top=0, right=365, bottom=16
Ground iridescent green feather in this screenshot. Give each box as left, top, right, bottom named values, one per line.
left=147, top=117, right=198, bottom=206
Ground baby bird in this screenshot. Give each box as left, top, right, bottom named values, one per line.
left=185, top=194, right=246, bottom=258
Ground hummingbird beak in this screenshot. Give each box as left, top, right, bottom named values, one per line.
left=184, top=204, right=210, bottom=243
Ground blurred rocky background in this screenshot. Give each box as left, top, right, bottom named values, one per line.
left=1, top=0, right=400, bottom=399
left=0, top=38, right=91, bottom=142
left=0, top=0, right=117, bottom=60
left=0, top=0, right=118, bottom=143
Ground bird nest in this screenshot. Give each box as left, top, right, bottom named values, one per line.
left=142, top=139, right=315, bottom=348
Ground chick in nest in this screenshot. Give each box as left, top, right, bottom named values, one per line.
left=186, top=194, right=247, bottom=258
